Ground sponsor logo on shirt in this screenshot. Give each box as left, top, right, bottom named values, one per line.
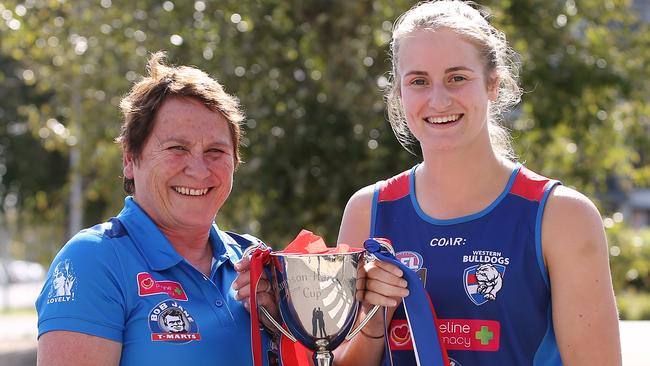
left=137, top=272, right=188, bottom=301
left=47, top=259, right=76, bottom=304
left=438, top=318, right=500, bottom=351
left=149, top=300, right=201, bottom=343
left=388, top=318, right=500, bottom=352
left=396, top=251, right=423, bottom=271
left=388, top=320, right=412, bottom=350
left=396, top=251, right=427, bottom=286
left=462, top=250, right=509, bottom=305
left=429, top=237, right=467, bottom=247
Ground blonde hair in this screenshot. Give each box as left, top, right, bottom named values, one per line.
left=386, top=0, right=521, bottom=159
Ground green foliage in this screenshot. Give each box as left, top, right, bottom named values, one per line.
left=0, top=1, right=648, bottom=314
left=606, top=223, right=650, bottom=319
left=486, top=0, right=650, bottom=208
left=608, top=225, right=650, bottom=292
left=617, top=291, right=650, bottom=320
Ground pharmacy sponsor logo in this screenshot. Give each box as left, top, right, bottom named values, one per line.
left=149, top=300, right=201, bottom=343
left=389, top=318, right=500, bottom=352
left=388, top=320, right=412, bottom=350
left=137, top=272, right=188, bottom=301
left=430, top=237, right=467, bottom=247
left=438, top=319, right=500, bottom=352
left=47, top=259, right=76, bottom=304
left=396, top=251, right=423, bottom=271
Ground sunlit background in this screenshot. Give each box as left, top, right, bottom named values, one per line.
left=0, top=0, right=648, bottom=364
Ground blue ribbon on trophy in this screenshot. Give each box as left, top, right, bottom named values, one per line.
left=364, top=238, right=449, bottom=366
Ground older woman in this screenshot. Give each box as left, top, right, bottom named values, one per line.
left=36, top=52, right=276, bottom=366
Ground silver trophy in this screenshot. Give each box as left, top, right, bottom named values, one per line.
left=251, top=249, right=385, bottom=366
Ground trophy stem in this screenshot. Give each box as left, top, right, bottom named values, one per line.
left=312, top=350, right=333, bottom=366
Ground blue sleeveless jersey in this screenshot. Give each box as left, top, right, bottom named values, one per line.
left=371, top=164, right=562, bottom=366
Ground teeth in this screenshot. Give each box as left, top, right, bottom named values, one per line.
left=425, top=114, right=461, bottom=124
left=174, top=187, right=209, bottom=196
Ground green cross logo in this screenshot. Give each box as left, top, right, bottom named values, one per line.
left=475, top=326, right=494, bottom=345
left=174, top=287, right=183, bottom=295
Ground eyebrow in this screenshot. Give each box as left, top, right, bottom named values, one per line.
left=403, top=66, right=476, bottom=77
left=157, top=136, right=232, bottom=147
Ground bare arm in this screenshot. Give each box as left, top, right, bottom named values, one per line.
left=334, top=185, right=408, bottom=366
left=542, top=186, right=621, bottom=365
left=37, top=331, right=121, bottom=366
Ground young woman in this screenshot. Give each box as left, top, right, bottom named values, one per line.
left=335, top=1, right=621, bottom=365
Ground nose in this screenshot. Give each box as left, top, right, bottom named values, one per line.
left=184, top=153, right=211, bottom=180
left=428, top=83, right=452, bottom=110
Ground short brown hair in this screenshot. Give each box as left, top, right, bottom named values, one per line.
left=117, top=51, right=244, bottom=194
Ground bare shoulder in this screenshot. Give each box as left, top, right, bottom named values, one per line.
left=344, top=184, right=376, bottom=215
left=542, top=185, right=606, bottom=260
left=541, top=187, right=621, bottom=364
left=337, top=184, right=376, bottom=248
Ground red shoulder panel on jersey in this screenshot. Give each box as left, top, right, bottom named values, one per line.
left=378, top=170, right=411, bottom=202
left=510, top=166, right=551, bottom=202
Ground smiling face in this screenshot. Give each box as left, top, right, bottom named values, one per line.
left=397, top=28, right=498, bottom=154
left=123, top=97, right=235, bottom=232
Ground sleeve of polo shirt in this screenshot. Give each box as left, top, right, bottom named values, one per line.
left=36, top=229, right=127, bottom=343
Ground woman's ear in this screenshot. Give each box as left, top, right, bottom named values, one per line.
left=123, top=150, right=134, bottom=179
left=487, top=73, right=499, bottom=102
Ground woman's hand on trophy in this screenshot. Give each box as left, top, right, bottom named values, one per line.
left=233, top=256, right=279, bottom=317
left=359, top=259, right=409, bottom=308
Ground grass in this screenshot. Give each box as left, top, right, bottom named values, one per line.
left=0, top=307, right=37, bottom=316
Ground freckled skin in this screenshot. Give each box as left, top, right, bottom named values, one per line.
left=123, top=97, right=235, bottom=235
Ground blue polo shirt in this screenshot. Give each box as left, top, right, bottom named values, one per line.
left=36, top=197, right=273, bottom=365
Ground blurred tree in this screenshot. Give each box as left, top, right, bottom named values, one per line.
left=0, top=0, right=648, bottom=302
left=0, top=54, right=68, bottom=262
left=486, top=0, right=650, bottom=206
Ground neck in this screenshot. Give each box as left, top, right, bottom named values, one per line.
left=161, top=226, right=213, bottom=276
left=416, top=142, right=514, bottom=219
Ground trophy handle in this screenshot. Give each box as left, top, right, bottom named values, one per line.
left=259, top=306, right=298, bottom=342
left=243, top=242, right=298, bottom=342
left=242, top=242, right=263, bottom=258
left=344, top=242, right=394, bottom=341
left=344, top=304, right=381, bottom=341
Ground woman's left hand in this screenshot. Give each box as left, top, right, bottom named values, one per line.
left=233, top=256, right=279, bottom=318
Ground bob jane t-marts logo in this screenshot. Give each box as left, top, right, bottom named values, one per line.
left=149, top=300, right=201, bottom=343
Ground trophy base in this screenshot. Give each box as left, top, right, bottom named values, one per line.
left=313, top=349, right=333, bottom=366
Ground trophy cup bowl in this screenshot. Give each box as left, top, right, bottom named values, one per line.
left=261, top=250, right=380, bottom=366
